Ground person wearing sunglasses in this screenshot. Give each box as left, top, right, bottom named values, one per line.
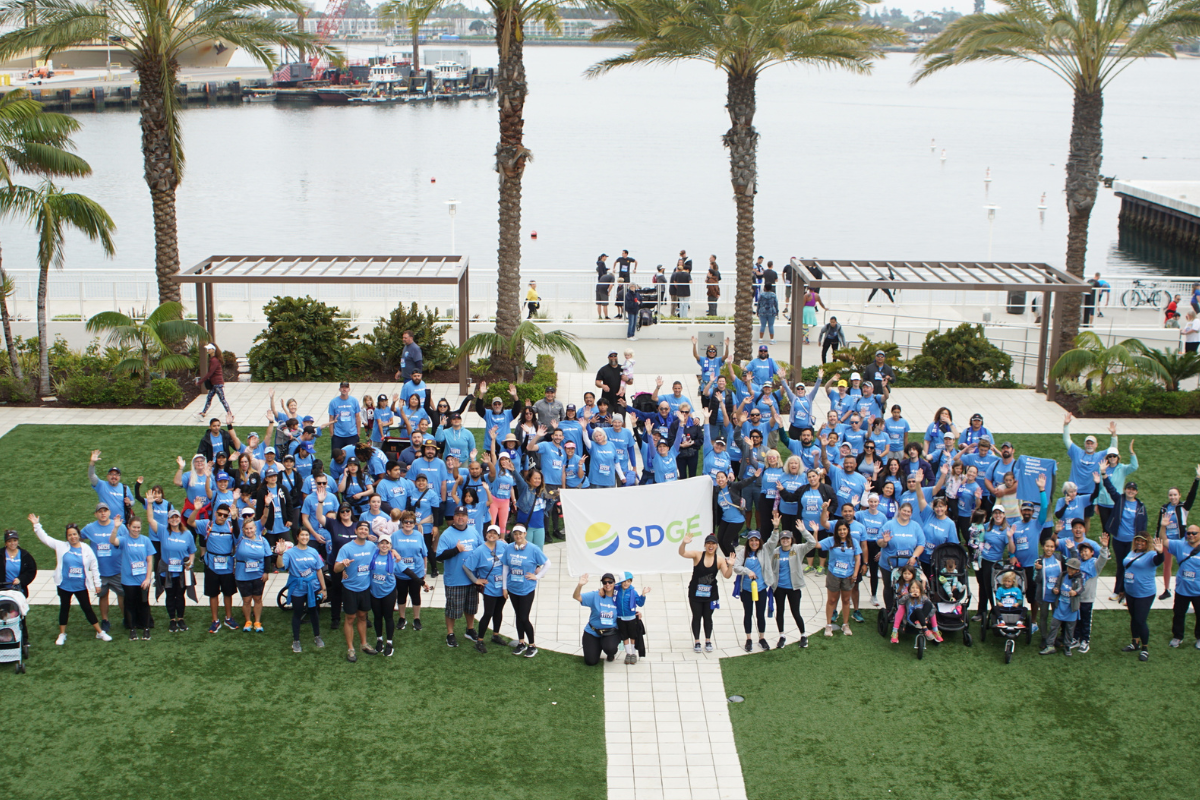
left=235, top=517, right=272, bottom=633
left=301, top=476, right=339, bottom=559
left=195, top=503, right=238, bottom=634
left=1164, top=521, right=1200, bottom=650
left=574, top=572, right=621, bottom=665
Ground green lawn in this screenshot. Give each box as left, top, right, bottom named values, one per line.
left=723, top=610, right=1200, bottom=800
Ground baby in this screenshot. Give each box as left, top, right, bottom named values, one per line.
left=618, top=349, right=636, bottom=402
left=371, top=509, right=402, bottom=541
left=938, top=557, right=966, bottom=605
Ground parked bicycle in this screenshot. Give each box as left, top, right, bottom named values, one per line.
left=1120, top=279, right=1165, bottom=309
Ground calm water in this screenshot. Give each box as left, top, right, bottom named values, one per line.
left=4, top=46, right=1199, bottom=283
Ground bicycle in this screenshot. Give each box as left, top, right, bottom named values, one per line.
left=1120, top=279, right=1164, bottom=309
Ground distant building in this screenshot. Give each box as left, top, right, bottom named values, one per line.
left=299, top=17, right=613, bottom=40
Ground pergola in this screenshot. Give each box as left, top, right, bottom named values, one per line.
left=172, top=255, right=471, bottom=393
left=792, top=260, right=1092, bottom=401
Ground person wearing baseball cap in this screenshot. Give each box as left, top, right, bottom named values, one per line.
left=962, top=413, right=992, bottom=449
left=763, top=513, right=817, bottom=648
left=80, top=501, right=128, bottom=634
left=465, top=524, right=510, bottom=653
left=1101, top=463, right=1147, bottom=603
left=1096, top=438, right=1139, bottom=569
left=574, top=571, right=620, bottom=665
left=1062, top=412, right=1117, bottom=488
left=679, top=531, right=734, bottom=653
left=435, top=504, right=485, bottom=649
left=473, top=379, right=523, bottom=453
left=326, top=381, right=363, bottom=461
left=781, top=367, right=823, bottom=437
left=1120, top=527, right=1163, bottom=661
left=746, top=345, right=780, bottom=393
left=88, top=449, right=133, bottom=523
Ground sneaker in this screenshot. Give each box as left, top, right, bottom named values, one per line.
left=628, top=652, right=636, bottom=664
left=491, top=634, right=505, bottom=645
left=1039, top=645, right=1056, bottom=655
left=475, top=639, right=487, bottom=654
left=693, top=643, right=702, bottom=653
left=512, top=643, right=527, bottom=656
left=376, top=637, right=384, bottom=652
left=463, top=628, right=478, bottom=643
left=143, top=627, right=152, bottom=640
left=744, top=640, right=753, bottom=652
left=890, top=632, right=899, bottom=644
left=243, top=621, right=253, bottom=632
left=842, top=625, right=853, bottom=636
left=100, top=619, right=111, bottom=633
left=129, top=629, right=138, bottom=641
left=815, top=566, right=826, bottom=576
left=970, top=613, right=983, bottom=622
left=799, top=636, right=809, bottom=648
left=524, top=646, right=538, bottom=658
left=1160, top=589, right=1172, bottom=600
left=96, top=631, right=112, bottom=642
left=168, top=621, right=179, bottom=633
left=803, top=565, right=815, bottom=574
left=384, top=642, right=394, bottom=657
left=1195, top=640, right=1200, bottom=650
left=208, top=621, right=221, bottom=634
left=606, top=651, right=615, bottom=662
left=758, top=638, right=770, bottom=651
left=870, top=596, right=879, bottom=607
left=1031, top=623, right=1039, bottom=634
left=1108, top=593, right=1120, bottom=601
left=704, top=642, right=714, bottom=653
left=447, top=634, right=458, bottom=648
left=222, top=617, right=236, bottom=631
left=292, top=640, right=302, bottom=653
left=1122, top=642, right=1139, bottom=652
left=397, top=617, right=408, bottom=631
left=177, top=620, right=189, bottom=632
left=1064, top=645, right=1072, bottom=657
left=1079, top=641, right=1090, bottom=654
left=933, top=631, right=943, bottom=643
left=412, top=619, right=423, bottom=631
left=624, top=653, right=634, bottom=665
left=314, top=636, right=325, bottom=648
left=253, top=623, right=263, bottom=633
left=852, top=610, right=864, bottom=623
left=1138, top=650, right=1149, bottom=662
left=1169, top=638, right=1182, bottom=648
left=777, top=637, right=786, bottom=649
left=361, top=645, right=377, bottom=656
left=347, top=649, right=357, bottom=663
left=824, top=625, right=834, bottom=637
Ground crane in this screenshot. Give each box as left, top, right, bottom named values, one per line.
left=309, top=0, right=350, bottom=80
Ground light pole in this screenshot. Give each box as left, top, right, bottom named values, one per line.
left=984, top=204, right=999, bottom=260
left=445, top=199, right=459, bottom=254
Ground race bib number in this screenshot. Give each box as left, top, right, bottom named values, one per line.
left=1125, top=571, right=1134, bottom=582
left=599, top=464, right=611, bottom=475
left=213, top=556, right=228, bottom=568
left=1183, top=569, right=1196, bottom=580
left=491, top=573, right=503, bottom=583
left=299, top=568, right=313, bottom=578
left=131, top=562, right=147, bottom=576
left=599, top=609, right=614, bottom=624
left=1001, top=597, right=1015, bottom=607
left=898, top=549, right=912, bottom=557
left=373, top=572, right=387, bottom=583
left=357, top=564, right=370, bottom=573
left=69, top=567, right=83, bottom=578
left=511, top=567, right=524, bottom=577
left=401, top=557, right=414, bottom=567
left=695, top=584, right=712, bottom=598
left=1015, top=536, right=1028, bottom=548
left=246, top=561, right=260, bottom=571
left=97, top=543, right=111, bottom=554
left=340, top=410, right=352, bottom=421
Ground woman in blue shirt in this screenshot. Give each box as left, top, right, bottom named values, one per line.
left=466, top=525, right=508, bottom=653
left=512, top=469, right=550, bottom=551
left=486, top=444, right=518, bottom=532
left=502, top=524, right=550, bottom=657
left=877, top=503, right=926, bottom=609
left=1122, top=533, right=1164, bottom=661
left=715, top=470, right=758, bottom=555
left=733, top=531, right=771, bottom=652
left=157, top=510, right=196, bottom=632
left=109, top=517, right=154, bottom=641
left=574, top=572, right=622, bottom=665
left=973, top=507, right=1011, bottom=622
left=856, top=494, right=890, bottom=606
left=276, top=529, right=327, bottom=653
left=818, top=520, right=861, bottom=637
left=391, top=511, right=431, bottom=632
left=234, top=518, right=272, bottom=633
left=371, top=394, right=397, bottom=443
left=368, top=537, right=404, bottom=657
left=33, top=515, right=107, bottom=645
left=585, top=429, right=623, bottom=488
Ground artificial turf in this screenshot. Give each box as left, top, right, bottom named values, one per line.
left=722, top=610, right=1200, bottom=800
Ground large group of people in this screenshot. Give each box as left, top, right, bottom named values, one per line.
left=8, top=329, right=1198, bottom=668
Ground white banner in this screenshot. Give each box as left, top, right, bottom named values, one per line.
left=562, top=477, right=713, bottom=576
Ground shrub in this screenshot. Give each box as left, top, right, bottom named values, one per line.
left=908, top=323, right=1013, bottom=385
left=0, top=376, right=34, bottom=403
left=59, top=374, right=109, bottom=406
left=143, top=378, right=184, bottom=408
left=360, top=302, right=455, bottom=375
left=828, top=336, right=904, bottom=374
left=476, top=355, right=558, bottom=404
left=247, top=297, right=355, bottom=382
left=221, top=348, right=238, bottom=374
left=105, top=378, right=143, bottom=407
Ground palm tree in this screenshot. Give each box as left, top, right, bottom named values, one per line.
left=589, top=0, right=898, bottom=361
left=1127, top=340, right=1200, bottom=391
left=0, top=181, right=115, bottom=394
left=914, top=0, right=1200, bottom=357
left=458, top=320, right=588, bottom=382
left=0, top=0, right=336, bottom=305
left=1050, top=331, right=1166, bottom=394
left=0, top=265, right=20, bottom=379
left=387, top=0, right=567, bottom=373
left=85, top=300, right=208, bottom=386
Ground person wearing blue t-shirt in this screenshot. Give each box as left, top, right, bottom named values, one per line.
left=1062, top=414, right=1117, bottom=488
left=436, top=506, right=485, bottom=647
left=856, top=495, right=890, bottom=605
left=732, top=532, right=772, bottom=651
left=502, top=525, right=550, bottom=657
left=32, top=515, right=109, bottom=645
left=333, top=520, right=380, bottom=661
left=88, top=449, right=132, bottom=522
left=277, top=529, right=327, bottom=652
left=883, top=405, right=910, bottom=453
left=961, top=414, right=992, bottom=448
left=391, top=511, right=431, bottom=631
left=466, top=525, right=510, bottom=653
left=80, top=503, right=127, bottom=635
left=438, top=415, right=477, bottom=463
left=195, top=505, right=239, bottom=634
left=819, top=522, right=861, bottom=637
left=109, top=517, right=153, bottom=640
left=474, top=381, right=522, bottom=451
left=367, top=537, right=405, bottom=657
left=1166, top=524, right=1200, bottom=648
left=878, top=503, right=926, bottom=607
left=1121, top=533, right=1164, bottom=661
left=574, top=572, right=622, bottom=665
left=233, top=517, right=271, bottom=633
left=921, top=498, right=958, bottom=577
left=745, top=346, right=780, bottom=390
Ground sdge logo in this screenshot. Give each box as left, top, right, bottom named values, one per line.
left=585, top=516, right=703, bottom=557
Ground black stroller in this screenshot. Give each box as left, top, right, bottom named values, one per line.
left=636, top=287, right=659, bottom=330
left=876, top=556, right=936, bottom=659
left=981, top=565, right=1032, bottom=664
left=929, top=543, right=973, bottom=647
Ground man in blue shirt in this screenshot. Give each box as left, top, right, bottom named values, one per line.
left=194, top=504, right=238, bottom=633
left=394, top=330, right=424, bottom=381
left=81, top=502, right=127, bottom=633
left=745, top=345, right=780, bottom=390
left=327, top=381, right=363, bottom=460
left=436, top=506, right=485, bottom=648
left=333, top=520, right=379, bottom=661
left=400, top=370, right=429, bottom=406
left=652, top=377, right=694, bottom=414
left=88, top=450, right=133, bottom=522
left=1062, top=413, right=1117, bottom=488
left=438, top=413, right=477, bottom=463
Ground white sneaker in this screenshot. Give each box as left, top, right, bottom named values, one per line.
left=96, top=631, right=112, bottom=642
left=55, top=633, right=67, bottom=646
left=871, top=595, right=879, bottom=607
left=1169, top=638, right=1182, bottom=648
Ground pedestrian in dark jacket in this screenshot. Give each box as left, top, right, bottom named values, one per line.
left=196, top=342, right=231, bottom=417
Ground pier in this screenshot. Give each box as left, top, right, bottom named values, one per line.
left=0, top=65, right=270, bottom=111
left=1114, top=180, right=1200, bottom=255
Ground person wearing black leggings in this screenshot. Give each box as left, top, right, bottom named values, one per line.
left=468, top=525, right=508, bottom=653
left=32, top=515, right=110, bottom=645
left=502, top=525, right=549, bottom=657
left=1122, top=534, right=1164, bottom=661
left=277, top=529, right=328, bottom=652
left=764, top=513, right=818, bottom=648
left=680, top=533, right=732, bottom=653
left=733, top=532, right=770, bottom=651
left=575, top=573, right=620, bottom=665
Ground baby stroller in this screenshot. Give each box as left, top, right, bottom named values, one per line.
left=929, top=542, right=973, bottom=647
left=875, top=556, right=934, bottom=659
left=982, top=565, right=1032, bottom=664
left=0, top=589, right=29, bottom=674
left=636, top=287, right=659, bottom=330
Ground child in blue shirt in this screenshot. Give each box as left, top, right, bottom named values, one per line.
left=994, top=571, right=1025, bottom=608
left=616, top=571, right=650, bottom=665
left=1041, top=558, right=1083, bottom=656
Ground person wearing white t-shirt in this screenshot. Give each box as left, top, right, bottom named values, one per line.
left=1180, top=312, right=1200, bottom=354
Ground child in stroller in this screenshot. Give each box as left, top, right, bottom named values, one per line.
left=938, top=557, right=967, bottom=605
left=985, top=567, right=1033, bottom=662
left=891, top=580, right=941, bottom=644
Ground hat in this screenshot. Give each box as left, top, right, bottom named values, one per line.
left=214, top=450, right=227, bottom=458
left=601, top=572, right=616, bottom=584
left=95, top=502, right=109, bottom=512
left=979, top=435, right=992, bottom=444
left=448, top=412, right=462, bottom=420
left=499, top=452, right=512, bottom=461
left=264, top=446, right=276, bottom=454
left=840, top=442, right=852, bottom=449
left=1106, top=447, right=1119, bottom=456
left=850, top=372, right=861, bottom=381
left=302, top=442, right=315, bottom=453
left=302, top=415, right=314, bottom=422
left=746, top=530, right=762, bottom=540
left=423, top=441, right=438, bottom=449
left=204, top=343, right=216, bottom=351
left=282, top=454, right=295, bottom=462
left=837, top=380, right=848, bottom=388
left=502, top=431, right=518, bottom=442
left=970, top=413, right=983, bottom=421
left=759, top=345, right=768, bottom=352
left=779, top=529, right=794, bottom=540
left=1084, top=435, right=1097, bottom=444
left=795, top=382, right=806, bottom=389
left=544, top=386, right=556, bottom=393
left=240, top=507, right=255, bottom=517
left=1065, top=558, right=1081, bottom=570
left=107, top=465, right=121, bottom=474
left=4, top=530, right=18, bottom=541
left=1020, top=501, right=1034, bottom=509
left=491, top=397, right=503, bottom=405
left=704, top=534, right=718, bottom=545
left=339, top=381, right=350, bottom=388
left=713, top=436, right=726, bottom=445
left=453, top=505, right=469, bottom=515
left=1125, top=481, right=1138, bottom=491
left=168, top=509, right=182, bottom=518
left=346, top=456, right=359, bottom=465
left=942, top=431, right=955, bottom=439
left=608, top=351, right=618, bottom=357
left=216, top=471, right=230, bottom=481
left=564, top=441, right=577, bottom=449
left=566, top=403, right=576, bottom=412
left=512, top=524, right=527, bottom=534
left=600, top=253, right=608, bottom=258
left=192, top=454, right=206, bottom=462
left=874, top=349, right=885, bottom=356
left=623, top=571, right=634, bottom=582
left=485, top=524, right=502, bottom=536
left=1000, top=441, right=1013, bottom=449
left=1070, top=518, right=1086, bottom=527
left=264, top=466, right=280, bottom=476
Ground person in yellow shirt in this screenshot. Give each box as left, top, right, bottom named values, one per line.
left=526, top=281, right=540, bottom=319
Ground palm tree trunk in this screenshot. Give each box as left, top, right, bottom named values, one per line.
left=0, top=258, right=22, bottom=380
left=137, top=58, right=182, bottom=306
left=724, top=71, right=758, bottom=362
left=36, top=262, right=49, bottom=395
left=1059, top=86, right=1103, bottom=356
left=493, top=13, right=527, bottom=374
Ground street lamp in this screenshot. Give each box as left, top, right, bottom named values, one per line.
left=445, top=199, right=459, bottom=254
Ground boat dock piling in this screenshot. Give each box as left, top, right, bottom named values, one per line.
left=1114, top=180, right=1200, bottom=255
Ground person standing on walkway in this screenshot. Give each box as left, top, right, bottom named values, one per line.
left=526, top=280, right=540, bottom=319
left=679, top=533, right=733, bottom=653
left=763, top=512, right=816, bottom=648
left=333, top=520, right=379, bottom=662
left=394, top=330, right=424, bottom=382
left=327, top=381, right=363, bottom=461
left=234, top=517, right=271, bottom=633
left=866, top=265, right=897, bottom=304
left=31, top=515, right=110, bottom=645
left=757, top=286, right=779, bottom=345
left=574, top=572, right=621, bottom=665
left=1102, top=465, right=1146, bottom=602
left=1181, top=312, right=1200, bottom=353
left=195, top=342, right=232, bottom=418
left=596, top=256, right=614, bottom=319
left=801, top=288, right=824, bottom=343
left=818, top=317, right=847, bottom=364
left=624, top=282, right=642, bottom=340
left=615, top=249, right=637, bottom=281
left=733, top=531, right=772, bottom=652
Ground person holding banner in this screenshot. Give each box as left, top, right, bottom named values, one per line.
left=584, top=428, right=624, bottom=488
left=679, top=533, right=734, bottom=653
left=716, top=470, right=759, bottom=556
left=574, top=572, right=621, bottom=665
